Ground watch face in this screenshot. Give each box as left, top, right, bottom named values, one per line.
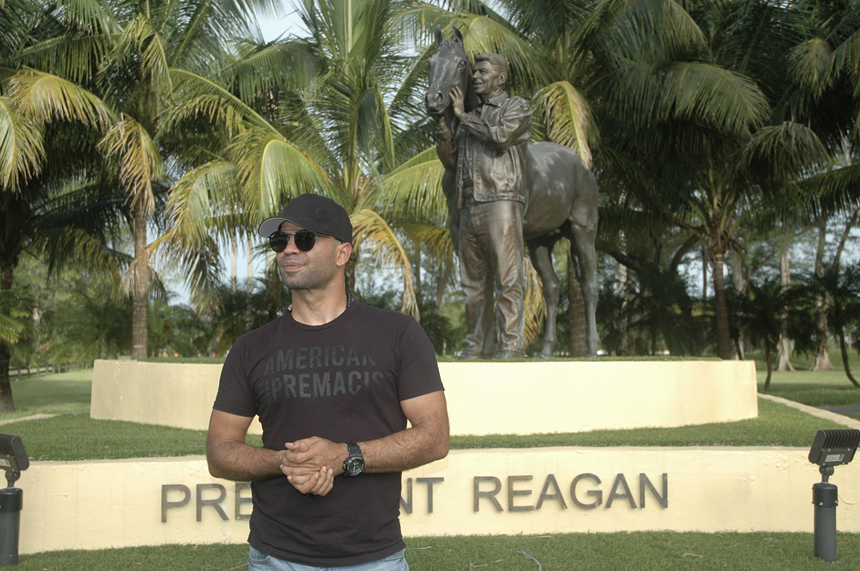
left=344, top=457, right=364, bottom=477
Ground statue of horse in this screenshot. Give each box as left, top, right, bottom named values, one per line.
left=425, top=27, right=600, bottom=358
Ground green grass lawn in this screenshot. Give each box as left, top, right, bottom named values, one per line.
left=3, top=368, right=92, bottom=418
left=752, top=350, right=860, bottom=420
left=14, top=532, right=860, bottom=570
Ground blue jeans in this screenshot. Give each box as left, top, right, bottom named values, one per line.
left=248, top=546, right=409, bottom=571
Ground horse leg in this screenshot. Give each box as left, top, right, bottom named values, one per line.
left=527, top=236, right=560, bottom=359
left=567, top=223, right=600, bottom=357
left=442, top=171, right=460, bottom=251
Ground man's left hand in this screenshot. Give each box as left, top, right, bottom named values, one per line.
left=282, top=436, right=346, bottom=475
left=284, top=464, right=335, bottom=496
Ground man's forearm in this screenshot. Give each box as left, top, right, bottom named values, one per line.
left=206, top=438, right=282, bottom=481
left=360, top=411, right=449, bottom=473
left=280, top=392, right=450, bottom=475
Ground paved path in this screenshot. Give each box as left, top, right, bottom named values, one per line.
left=758, top=394, right=860, bottom=430
left=819, top=404, right=860, bottom=415
left=0, top=414, right=56, bottom=427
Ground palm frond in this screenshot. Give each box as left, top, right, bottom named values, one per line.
left=99, top=116, right=165, bottom=216
left=164, top=68, right=277, bottom=134
left=802, top=163, right=860, bottom=215
left=54, top=0, right=121, bottom=35
left=661, top=61, right=771, bottom=136
left=523, top=255, right=545, bottom=347
left=0, top=313, right=24, bottom=345
left=400, top=222, right=454, bottom=268
left=166, top=159, right=244, bottom=245
left=113, top=15, right=172, bottom=93
left=220, top=39, right=317, bottom=101
left=532, top=80, right=596, bottom=167
left=37, top=226, right=126, bottom=280
left=9, top=68, right=116, bottom=127
left=17, top=35, right=115, bottom=86
left=742, top=121, right=829, bottom=184
left=0, top=95, right=45, bottom=191
left=143, top=227, right=225, bottom=314
left=826, top=28, right=860, bottom=95
left=351, top=208, right=418, bottom=319
left=367, top=145, right=448, bottom=223
left=230, top=126, right=341, bottom=218
left=788, top=37, right=832, bottom=95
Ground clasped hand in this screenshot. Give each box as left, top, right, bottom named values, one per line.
left=278, top=436, right=342, bottom=497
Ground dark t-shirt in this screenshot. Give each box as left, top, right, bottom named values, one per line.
left=213, top=302, right=444, bottom=567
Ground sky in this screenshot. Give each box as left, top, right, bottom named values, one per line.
left=257, top=2, right=307, bottom=42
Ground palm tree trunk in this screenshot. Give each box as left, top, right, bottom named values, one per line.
left=247, top=235, right=254, bottom=290
left=811, top=217, right=834, bottom=371
left=231, top=240, right=238, bottom=293
left=712, top=250, right=732, bottom=360
left=763, top=340, right=772, bottom=391
left=837, top=324, right=860, bottom=388
left=0, top=265, right=16, bottom=411
left=833, top=207, right=858, bottom=265
left=776, top=240, right=794, bottom=371
left=568, top=251, right=586, bottom=357
left=132, top=204, right=148, bottom=359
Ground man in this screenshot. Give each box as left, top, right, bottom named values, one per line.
left=206, top=193, right=449, bottom=570
left=436, top=53, right=531, bottom=360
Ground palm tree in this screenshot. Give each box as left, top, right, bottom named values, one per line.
left=8, top=0, right=283, bottom=359
left=794, top=262, right=860, bottom=388
left=781, top=0, right=860, bottom=369
left=158, top=0, right=453, bottom=320
left=0, top=0, right=142, bottom=410
left=737, top=278, right=785, bottom=390
left=587, top=0, right=835, bottom=359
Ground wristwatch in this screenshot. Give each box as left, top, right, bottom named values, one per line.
left=342, top=442, right=364, bottom=477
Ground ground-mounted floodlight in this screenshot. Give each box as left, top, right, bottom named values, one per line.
left=0, top=434, right=29, bottom=566
left=808, top=429, right=860, bottom=563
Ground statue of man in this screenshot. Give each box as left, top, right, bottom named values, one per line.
left=436, top=53, right=532, bottom=360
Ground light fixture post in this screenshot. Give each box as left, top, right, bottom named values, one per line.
left=0, top=434, right=28, bottom=567
left=807, top=429, right=860, bottom=563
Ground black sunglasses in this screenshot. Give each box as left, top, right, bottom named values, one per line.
left=268, top=230, right=331, bottom=253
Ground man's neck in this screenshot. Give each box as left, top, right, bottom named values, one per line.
left=289, top=288, right=350, bottom=326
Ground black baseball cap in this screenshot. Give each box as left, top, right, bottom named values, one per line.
left=257, top=194, right=353, bottom=244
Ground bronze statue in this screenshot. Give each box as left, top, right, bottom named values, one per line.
left=426, top=27, right=600, bottom=358
left=435, top=51, right=531, bottom=360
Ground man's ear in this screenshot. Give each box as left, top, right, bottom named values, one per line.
left=499, top=71, right=507, bottom=87
left=336, top=242, right=353, bottom=267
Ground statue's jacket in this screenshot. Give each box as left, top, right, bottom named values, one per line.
left=436, top=91, right=531, bottom=209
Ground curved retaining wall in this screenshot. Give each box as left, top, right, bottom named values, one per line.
left=16, top=361, right=859, bottom=554
left=18, top=445, right=860, bottom=554
left=90, top=360, right=758, bottom=435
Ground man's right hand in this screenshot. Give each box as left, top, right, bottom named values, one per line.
left=278, top=447, right=336, bottom=496
left=450, top=86, right=465, bottom=119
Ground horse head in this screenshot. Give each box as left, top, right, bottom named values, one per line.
left=425, top=26, right=480, bottom=119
